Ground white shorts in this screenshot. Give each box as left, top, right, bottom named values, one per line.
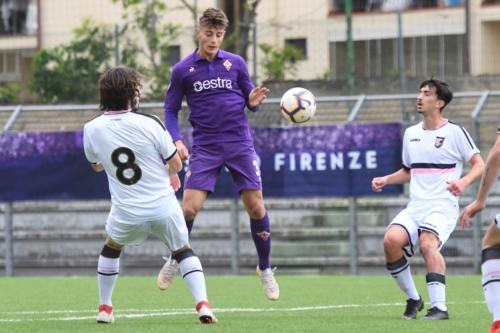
left=389, top=199, right=458, bottom=257
left=105, top=199, right=188, bottom=252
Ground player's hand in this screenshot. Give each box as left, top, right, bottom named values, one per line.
left=248, top=86, right=270, bottom=108
left=91, top=163, right=104, bottom=173
left=446, top=179, right=466, bottom=196
left=169, top=173, right=181, bottom=192
left=459, top=200, right=485, bottom=229
left=175, top=140, right=189, bottom=160
left=371, top=176, right=387, bottom=192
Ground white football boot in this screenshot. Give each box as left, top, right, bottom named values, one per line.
left=256, top=266, right=280, bottom=301
left=157, top=256, right=179, bottom=290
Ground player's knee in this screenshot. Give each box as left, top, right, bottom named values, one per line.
left=183, top=205, right=201, bottom=220
left=383, top=232, right=404, bottom=251
left=482, top=224, right=500, bottom=249
left=104, top=237, right=123, bottom=251
left=420, top=240, right=438, bottom=258
left=245, top=202, right=265, bottom=219
left=182, top=207, right=198, bottom=220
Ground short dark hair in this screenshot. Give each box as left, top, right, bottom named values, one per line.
left=99, top=66, right=143, bottom=111
left=199, top=7, right=228, bottom=30
left=419, top=78, right=453, bottom=111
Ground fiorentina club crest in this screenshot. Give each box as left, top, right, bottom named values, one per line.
left=223, top=59, right=232, bottom=71
left=435, top=136, right=445, bottom=148
left=256, top=231, right=271, bottom=241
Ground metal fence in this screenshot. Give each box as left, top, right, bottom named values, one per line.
left=1, top=91, right=499, bottom=276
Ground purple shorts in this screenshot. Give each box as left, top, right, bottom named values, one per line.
left=184, top=141, right=262, bottom=193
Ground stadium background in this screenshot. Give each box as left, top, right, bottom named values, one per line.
left=1, top=0, right=500, bottom=279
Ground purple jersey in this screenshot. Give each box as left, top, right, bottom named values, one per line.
left=164, top=49, right=258, bottom=145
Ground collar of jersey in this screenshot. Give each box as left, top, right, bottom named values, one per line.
left=422, top=118, right=448, bottom=131
left=104, top=109, right=131, bottom=115
left=192, top=48, right=226, bottom=63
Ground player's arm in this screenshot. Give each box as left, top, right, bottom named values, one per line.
left=460, top=133, right=500, bottom=228
left=447, top=153, right=484, bottom=196
left=164, top=66, right=189, bottom=159
left=154, top=119, right=183, bottom=175
left=167, top=153, right=183, bottom=174
left=83, top=126, right=104, bottom=173
left=371, top=167, right=411, bottom=192
left=447, top=125, right=484, bottom=196
left=372, top=129, right=411, bottom=192
left=475, top=135, right=500, bottom=202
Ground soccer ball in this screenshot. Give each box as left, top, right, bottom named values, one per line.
left=280, top=87, right=316, bottom=123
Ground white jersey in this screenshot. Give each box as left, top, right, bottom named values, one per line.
left=83, top=111, right=177, bottom=221
left=402, top=119, right=479, bottom=203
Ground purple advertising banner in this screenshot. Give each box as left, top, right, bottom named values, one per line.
left=0, top=123, right=402, bottom=201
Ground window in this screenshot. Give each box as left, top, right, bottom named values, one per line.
left=0, top=0, right=38, bottom=35
left=330, top=0, right=463, bottom=13
left=330, top=0, right=381, bottom=12
left=285, top=38, right=307, bottom=60
left=0, top=51, right=20, bottom=82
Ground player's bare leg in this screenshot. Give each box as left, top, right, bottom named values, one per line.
left=242, top=189, right=279, bottom=300
left=183, top=189, right=208, bottom=235
left=481, top=222, right=500, bottom=332
left=384, top=226, right=422, bottom=319
left=420, top=231, right=449, bottom=320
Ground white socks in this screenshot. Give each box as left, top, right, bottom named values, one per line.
left=386, top=256, right=420, bottom=300
left=97, top=255, right=119, bottom=306
left=179, top=256, right=207, bottom=304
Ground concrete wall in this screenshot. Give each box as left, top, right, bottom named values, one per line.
left=0, top=196, right=494, bottom=276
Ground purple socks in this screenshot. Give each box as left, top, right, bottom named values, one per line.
left=250, top=213, right=271, bottom=270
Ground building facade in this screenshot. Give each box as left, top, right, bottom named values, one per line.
left=1, top=0, right=500, bottom=100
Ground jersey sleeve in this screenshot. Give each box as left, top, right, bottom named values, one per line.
left=164, top=65, right=184, bottom=141
left=83, top=125, right=99, bottom=163
left=151, top=121, right=177, bottom=161
left=401, top=129, right=410, bottom=169
left=455, top=125, right=480, bottom=161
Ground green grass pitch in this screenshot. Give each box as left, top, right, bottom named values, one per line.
left=0, top=275, right=491, bottom=333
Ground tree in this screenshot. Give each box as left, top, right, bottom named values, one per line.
left=0, top=83, right=20, bottom=105
left=30, top=19, right=114, bottom=103
left=114, top=0, right=181, bottom=99
left=179, top=0, right=199, bottom=46
left=229, top=0, right=261, bottom=60
left=259, top=43, right=303, bottom=81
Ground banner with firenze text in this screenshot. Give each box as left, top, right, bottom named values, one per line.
left=0, top=123, right=402, bottom=201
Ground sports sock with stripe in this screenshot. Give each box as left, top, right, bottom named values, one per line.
left=386, top=256, right=420, bottom=300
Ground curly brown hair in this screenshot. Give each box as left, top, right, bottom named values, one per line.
left=199, top=7, right=228, bottom=30
left=99, top=66, right=143, bottom=111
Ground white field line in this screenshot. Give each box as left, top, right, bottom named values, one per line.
left=0, top=301, right=486, bottom=323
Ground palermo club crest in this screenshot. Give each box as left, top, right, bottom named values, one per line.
left=435, top=136, right=445, bottom=148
